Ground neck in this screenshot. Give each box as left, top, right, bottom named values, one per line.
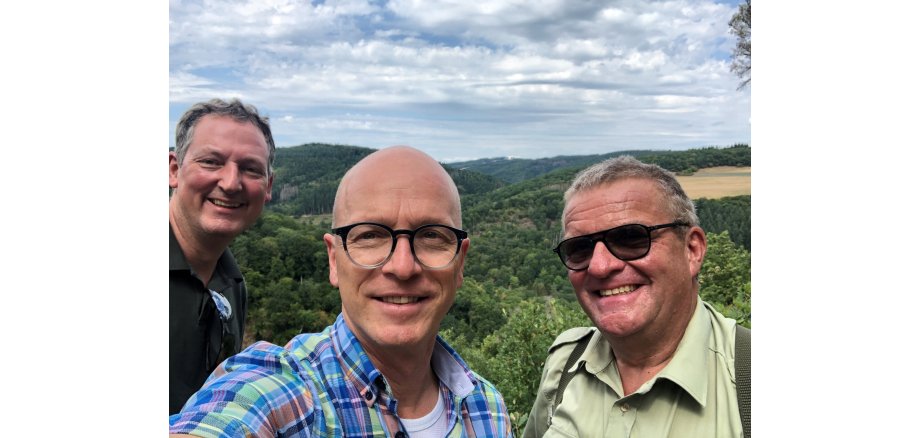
left=365, top=340, right=441, bottom=419
left=170, top=213, right=229, bottom=284
left=606, top=297, right=698, bottom=395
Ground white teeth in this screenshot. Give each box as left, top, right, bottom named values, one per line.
left=380, top=296, right=419, bottom=304
left=599, top=285, right=637, bottom=297
left=211, top=199, right=242, bottom=208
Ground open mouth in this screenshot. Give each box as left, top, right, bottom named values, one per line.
left=597, top=285, right=637, bottom=297
left=377, top=296, right=425, bottom=305
left=210, top=198, right=244, bottom=208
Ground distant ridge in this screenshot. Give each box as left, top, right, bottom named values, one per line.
left=266, top=142, right=750, bottom=218
left=448, top=144, right=750, bottom=184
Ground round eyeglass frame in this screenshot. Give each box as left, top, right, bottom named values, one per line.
left=331, top=222, right=468, bottom=269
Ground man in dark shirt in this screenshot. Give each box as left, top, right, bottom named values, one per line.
left=168, top=98, right=275, bottom=414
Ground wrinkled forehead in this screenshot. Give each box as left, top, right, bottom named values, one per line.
left=563, top=179, right=669, bottom=232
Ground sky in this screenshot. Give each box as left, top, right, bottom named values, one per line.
left=169, top=0, right=751, bottom=162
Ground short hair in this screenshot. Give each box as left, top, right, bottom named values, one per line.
left=563, top=155, right=699, bottom=228
left=174, top=98, right=276, bottom=175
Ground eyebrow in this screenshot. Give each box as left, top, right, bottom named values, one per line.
left=193, top=147, right=267, bottom=165
left=349, top=219, right=458, bottom=229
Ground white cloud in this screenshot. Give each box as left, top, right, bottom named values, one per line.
left=169, top=0, right=750, bottom=160
left=599, top=7, right=628, bottom=22
left=623, top=50, right=668, bottom=71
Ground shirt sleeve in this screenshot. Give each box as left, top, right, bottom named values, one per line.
left=168, top=341, right=316, bottom=438
left=521, top=333, right=580, bottom=438
left=521, top=359, right=553, bottom=438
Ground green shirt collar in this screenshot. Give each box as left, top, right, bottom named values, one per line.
left=650, top=296, right=710, bottom=406
left=581, top=296, right=711, bottom=407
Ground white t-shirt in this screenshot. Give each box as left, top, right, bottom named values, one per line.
left=400, top=394, right=448, bottom=437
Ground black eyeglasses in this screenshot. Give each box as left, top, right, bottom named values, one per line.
left=553, top=221, right=689, bottom=271
left=332, top=222, right=468, bottom=269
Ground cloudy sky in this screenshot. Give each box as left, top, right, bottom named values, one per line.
left=169, top=0, right=751, bottom=162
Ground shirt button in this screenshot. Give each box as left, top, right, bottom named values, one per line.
left=620, top=403, right=630, bottom=412
left=364, top=391, right=373, bottom=401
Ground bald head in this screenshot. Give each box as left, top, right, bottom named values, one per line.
left=332, top=146, right=462, bottom=228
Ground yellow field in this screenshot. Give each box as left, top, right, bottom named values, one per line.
left=676, top=166, right=751, bottom=200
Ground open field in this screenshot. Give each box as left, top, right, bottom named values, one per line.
left=676, top=166, right=751, bottom=199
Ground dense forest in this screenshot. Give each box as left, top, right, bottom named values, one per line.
left=231, top=144, right=752, bottom=434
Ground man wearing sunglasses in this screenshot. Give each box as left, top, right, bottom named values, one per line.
left=523, top=156, right=746, bottom=437
left=170, top=146, right=512, bottom=437
left=169, top=98, right=275, bottom=415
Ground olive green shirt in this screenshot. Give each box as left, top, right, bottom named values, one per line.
left=523, top=298, right=743, bottom=438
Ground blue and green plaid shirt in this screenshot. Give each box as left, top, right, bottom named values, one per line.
left=169, top=314, right=512, bottom=437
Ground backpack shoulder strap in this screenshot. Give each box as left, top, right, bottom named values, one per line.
left=735, top=324, right=751, bottom=438
left=552, top=330, right=593, bottom=412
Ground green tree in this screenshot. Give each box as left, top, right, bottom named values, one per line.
left=730, top=0, right=752, bottom=89
left=446, top=297, right=590, bottom=435
left=441, top=278, right=521, bottom=347
left=699, top=231, right=751, bottom=327
left=697, top=195, right=751, bottom=249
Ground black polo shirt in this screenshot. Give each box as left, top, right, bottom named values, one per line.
left=169, top=225, right=247, bottom=414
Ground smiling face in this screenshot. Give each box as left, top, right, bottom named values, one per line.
left=562, top=178, right=705, bottom=341
left=323, top=147, right=467, bottom=357
left=169, top=115, right=273, bottom=247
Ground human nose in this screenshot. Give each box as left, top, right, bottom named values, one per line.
left=381, top=235, right=422, bottom=279
left=585, top=240, right=626, bottom=277
left=217, top=163, right=243, bottom=193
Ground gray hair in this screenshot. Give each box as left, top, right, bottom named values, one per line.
left=174, top=98, right=276, bottom=175
left=563, top=155, right=699, bottom=228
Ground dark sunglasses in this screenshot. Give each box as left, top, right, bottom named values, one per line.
left=553, top=221, right=689, bottom=271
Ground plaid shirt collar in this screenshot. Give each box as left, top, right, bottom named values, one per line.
left=330, top=315, right=386, bottom=408
left=329, top=314, right=481, bottom=412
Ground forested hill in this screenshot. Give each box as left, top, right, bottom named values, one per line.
left=268, top=143, right=750, bottom=217
left=447, top=143, right=750, bottom=183
left=269, top=143, right=507, bottom=216
left=269, top=144, right=372, bottom=216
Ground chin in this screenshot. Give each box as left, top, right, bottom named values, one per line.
left=378, top=325, right=433, bottom=347
left=202, top=220, right=248, bottom=237
left=594, top=318, right=645, bottom=338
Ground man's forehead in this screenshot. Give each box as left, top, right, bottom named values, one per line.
left=332, top=146, right=463, bottom=225
left=336, top=182, right=459, bottom=225
left=190, top=116, right=268, bottom=150
left=563, top=180, right=667, bottom=229
left=194, top=114, right=258, bottom=135
left=341, top=191, right=457, bottom=221
left=569, top=180, right=662, bottom=209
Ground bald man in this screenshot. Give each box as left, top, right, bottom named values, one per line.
left=170, top=146, right=512, bottom=437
